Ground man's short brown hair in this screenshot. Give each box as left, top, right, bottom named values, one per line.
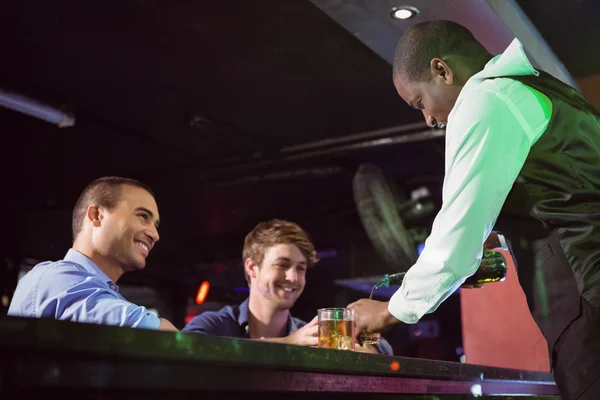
left=72, top=176, right=154, bottom=241
left=242, top=219, right=318, bottom=284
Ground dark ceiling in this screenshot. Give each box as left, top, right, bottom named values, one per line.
left=516, top=0, right=600, bottom=78
left=1, top=0, right=597, bottom=285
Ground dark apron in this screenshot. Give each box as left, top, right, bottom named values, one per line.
left=522, top=230, right=600, bottom=400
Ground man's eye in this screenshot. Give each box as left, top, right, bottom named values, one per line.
left=139, top=214, right=148, bottom=221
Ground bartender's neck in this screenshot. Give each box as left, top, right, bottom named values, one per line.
left=247, top=291, right=289, bottom=339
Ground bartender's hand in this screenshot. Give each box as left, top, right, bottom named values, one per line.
left=283, top=315, right=319, bottom=347
left=483, top=231, right=502, bottom=250
left=461, top=231, right=505, bottom=289
left=460, top=282, right=485, bottom=289
left=347, top=299, right=400, bottom=338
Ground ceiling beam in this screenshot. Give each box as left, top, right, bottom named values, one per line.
left=309, top=0, right=578, bottom=88
left=485, top=0, right=578, bottom=89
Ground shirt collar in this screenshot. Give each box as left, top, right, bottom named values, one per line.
left=448, top=38, right=539, bottom=123
left=238, top=297, right=301, bottom=336
left=470, top=38, right=539, bottom=82
left=64, top=248, right=118, bottom=291
left=237, top=297, right=251, bottom=327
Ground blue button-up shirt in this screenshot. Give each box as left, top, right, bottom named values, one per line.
left=8, top=249, right=160, bottom=330
left=183, top=298, right=393, bottom=355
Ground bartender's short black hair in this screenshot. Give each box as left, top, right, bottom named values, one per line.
left=393, top=20, right=489, bottom=82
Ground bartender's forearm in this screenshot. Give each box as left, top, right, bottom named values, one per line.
left=382, top=303, right=402, bottom=328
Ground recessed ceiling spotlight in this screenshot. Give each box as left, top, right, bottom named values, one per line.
left=390, top=6, right=419, bottom=20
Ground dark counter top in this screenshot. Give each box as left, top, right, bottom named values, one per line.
left=0, top=316, right=559, bottom=399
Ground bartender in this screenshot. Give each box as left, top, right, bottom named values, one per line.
left=348, top=20, right=600, bottom=400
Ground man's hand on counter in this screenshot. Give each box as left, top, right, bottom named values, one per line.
left=158, top=318, right=179, bottom=332
left=347, top=299, right=400, bottom=339
left=284, top=315, right=319, bottom=347
left=354, top=343, right=381, bottom=354
left=260, top=316, right=319, bottom=347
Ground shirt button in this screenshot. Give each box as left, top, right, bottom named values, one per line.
left=110, top=285, right=116, bottom=291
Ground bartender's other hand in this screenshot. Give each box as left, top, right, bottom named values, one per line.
left=460, top=282, right=485, bottom=289
left=284, top=315, right=318, bottom=347
left=347, top=299, right=399, bottom=337
left=483, top=231, right=501, bottom=251
left=464, top=231, right=502, bottom=289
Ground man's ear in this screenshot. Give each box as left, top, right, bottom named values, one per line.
left=244, top=258, right=259, bottom=280
left=86, top=204, right=102, bottom=227
left=429, top=57, right=454, bottom=85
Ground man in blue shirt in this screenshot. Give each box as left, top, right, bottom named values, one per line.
left=8, top=176, right=178, bottom=332
left=183, top=219, right=393, bottom=355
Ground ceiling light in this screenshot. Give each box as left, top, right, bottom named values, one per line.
left=390, top=6, right=419, bottom=20
left=0, top=88, right=75, bottom=127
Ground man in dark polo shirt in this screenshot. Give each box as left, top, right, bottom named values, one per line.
left=183, top=219, right=393, bottom=355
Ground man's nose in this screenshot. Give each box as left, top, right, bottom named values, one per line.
left=147, top=226, right=160, bottom=244
left=286, top=268, right=298, bottom=282
left=423, top=111, right=437, bottom=128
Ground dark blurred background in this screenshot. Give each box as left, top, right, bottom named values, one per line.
left=2, top=0, right=599, bottom=361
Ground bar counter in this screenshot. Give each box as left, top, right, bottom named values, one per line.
left=0, top=316, right=560, bottom=399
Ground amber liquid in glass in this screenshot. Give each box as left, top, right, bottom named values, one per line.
left=318, top=320, right=355, bottom=350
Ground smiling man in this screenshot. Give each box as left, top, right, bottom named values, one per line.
left=183, top=219, right=392, bottom=355
left=183, top=219, right=320, bottom=345
left=8, top=176, right=178, bottom=332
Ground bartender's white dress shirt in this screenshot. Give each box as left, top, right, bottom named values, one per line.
left=389, top=38, right=553, bottom=323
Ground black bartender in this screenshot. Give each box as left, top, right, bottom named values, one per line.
left=348, top=20, right=600, bottom=400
